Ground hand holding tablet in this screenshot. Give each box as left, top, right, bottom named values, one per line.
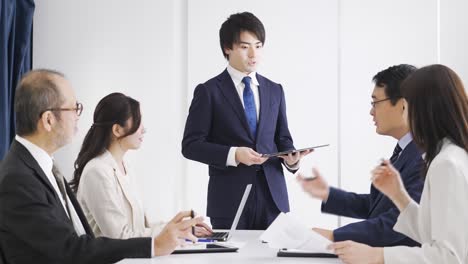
left=261, top=144, right=330, bottom=158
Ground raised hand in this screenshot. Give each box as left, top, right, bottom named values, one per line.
left=297, top=168, right=330, bottom=201
left=371, top=159, right=411, bottom=211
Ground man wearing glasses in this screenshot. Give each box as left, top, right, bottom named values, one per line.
left=297, top=64, right=425, bottom=247
left=0, top=69, right=202, bottom=263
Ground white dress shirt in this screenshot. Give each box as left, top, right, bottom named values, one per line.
left=396, top=132, right=413, bottom=159
left=227, top=64, right=261, bottom=120
left=224, top=65, right=299, bottom=170
left=15, top=135, right=86, bottom=236
left=226, top=65, right=260, bottom=167
left=384, top=138, right=468, bottom=263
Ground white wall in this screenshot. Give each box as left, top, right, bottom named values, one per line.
left=186, top=0, right=339, bottom=229
left=33, top=0, right=468, bottom=228
left=339, top=0, right=438, bottom=226
left=440, top=0, right=468, bottom=82
left=33, top=0, right=188, bottom=220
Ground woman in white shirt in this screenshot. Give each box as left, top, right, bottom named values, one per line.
left=327, top=64, right=468, bottom=264
left=72, top=93, right=212, bottom=239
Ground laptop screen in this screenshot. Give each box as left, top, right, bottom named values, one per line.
left=228, top=184, right=252, bottom=237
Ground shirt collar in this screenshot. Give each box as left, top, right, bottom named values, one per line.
left=226, top=64, right=259, bottom=87
left=15, top=135, right=54, bottom=175
left=397, top=132, right=413, bottom=151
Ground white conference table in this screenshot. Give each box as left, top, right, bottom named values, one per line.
left=117, top=230, right=342, bottom=264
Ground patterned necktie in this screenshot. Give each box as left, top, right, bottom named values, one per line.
left=389, top=144, right=403, bottom=164
left=242, top=76, right=257, bottom=137
left=52, top=164, right=73, bottom=219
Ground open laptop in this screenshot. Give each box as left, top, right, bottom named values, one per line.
left=202, top=184, right=252, bottom=241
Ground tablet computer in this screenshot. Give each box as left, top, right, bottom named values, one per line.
left=172, top=243, right=239, bottom=254
left=261, top=144, right=329, bottom=158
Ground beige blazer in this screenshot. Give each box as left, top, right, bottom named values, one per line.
left=384, top=139, right=468, bottom=263
left=77, top=151, right=164, bottom=239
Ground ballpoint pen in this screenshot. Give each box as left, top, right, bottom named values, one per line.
left=187, top=238, right=215, bottom=243
left=198, top=239, right=215, bottom=242
left=304, top=176, right=318, bottom=181
left=190, top=209, right=195, bottom=242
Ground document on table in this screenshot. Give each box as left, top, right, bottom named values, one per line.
left=260, top=212, right=333, bottom=253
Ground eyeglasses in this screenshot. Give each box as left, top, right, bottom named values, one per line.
left=370, top=98, right=392, bottom=108
left=41, top=102, right=84, bottom=117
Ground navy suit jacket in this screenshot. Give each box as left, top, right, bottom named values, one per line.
left=182, top=70, right=295, bottom=218
left=0, top=141, right=151, bottom=264
left=321, top=140, right=424, bottom=247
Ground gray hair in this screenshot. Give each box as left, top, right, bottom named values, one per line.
left=14, top=69, right=66, bottom=136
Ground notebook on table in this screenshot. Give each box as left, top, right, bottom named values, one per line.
left=172, top=243, right=238, bottom=254
left=277, top=248, right=337, bottom=258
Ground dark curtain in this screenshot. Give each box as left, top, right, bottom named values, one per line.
left=0, top=0, right=35, bottom=160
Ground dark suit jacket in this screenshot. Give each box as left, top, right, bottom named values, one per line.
left=0, top=140, right=151, bottom=264
left=0, top=246, right=5, bottom=264
left=182, top=69, right=296, bottom=218
left=322, top=140, right=424, bottom=247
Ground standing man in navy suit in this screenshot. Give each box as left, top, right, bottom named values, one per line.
left=297, top=64, right=424, bottom=247
left=182, top=12, right=309, bottom=230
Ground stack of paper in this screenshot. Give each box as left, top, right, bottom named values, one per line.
left=260, top=212, right=333, bottom=253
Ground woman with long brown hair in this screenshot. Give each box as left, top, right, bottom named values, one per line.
left=73, top=93, right=212, bottom=239
left=328, top=64, right=468, bottom=263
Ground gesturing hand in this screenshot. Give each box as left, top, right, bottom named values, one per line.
left=371, top=160, right=411, bottom=211
left=297, top=168, right=330, bottom=201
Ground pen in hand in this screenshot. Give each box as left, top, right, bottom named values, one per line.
left=190, top=209, right=195, bottom=241
left=185, top=238, right=215, bottom=243
left=380, top=158, right=387, bottom=166
left=304, top=176, right=318, bottom=181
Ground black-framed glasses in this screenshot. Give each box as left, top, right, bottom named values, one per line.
left=370, top=98, right=392, bottom=108
left=41, top=102, right=83, bottom=117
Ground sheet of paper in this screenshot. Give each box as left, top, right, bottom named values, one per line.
left=260, top=212, right=333, bottom=253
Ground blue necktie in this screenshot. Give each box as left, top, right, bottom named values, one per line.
left=242, top=76, right=257, bottom=137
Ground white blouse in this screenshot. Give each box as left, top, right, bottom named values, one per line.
left=384, top=139, right=468, bottom=263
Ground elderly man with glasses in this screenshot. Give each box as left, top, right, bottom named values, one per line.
left=0, top=69, right=202, bottom=264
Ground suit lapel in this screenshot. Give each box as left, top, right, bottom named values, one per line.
left=12, top=141, right=86, bottom=230
left=369, top=188, right=385, bottom=215
left=104, top=152, right=137, bottom=227
left=11, top=141, right=60, bottom=201
left=369, top=158, right=404, bottom=215
left=217, top=70, right=254, bottom=140
left=12, top=140, right=96, bottom=237
left=256, top=74, right=270, bottom=142
left=65, top=182, right=95, bottom=237
left=115, top=168, right=137, bottom=225
left=368, top=141, right=416, bottom=215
